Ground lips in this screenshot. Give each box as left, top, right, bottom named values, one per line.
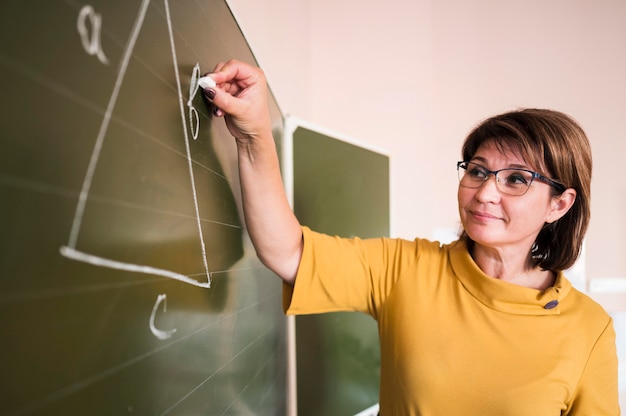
left=469, top=210, right=502, bottom=222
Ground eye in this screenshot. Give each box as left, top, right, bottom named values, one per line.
left=502, top=170, right=531, bottom=186
left=467, top=165, right=488, bottom=179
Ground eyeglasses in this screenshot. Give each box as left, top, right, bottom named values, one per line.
left=457, top=161, right=566, bottom=196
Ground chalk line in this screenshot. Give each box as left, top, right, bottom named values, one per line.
left=149, top=294, right=177, bottom=340
left=67, top=0, right=151, bottom=248
left=60, top=246, right=211, bottom=288
left=164, top=0, right=212, bottom=285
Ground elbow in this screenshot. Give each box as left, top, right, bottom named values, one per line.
left=255, top=247, right=301, bottom=286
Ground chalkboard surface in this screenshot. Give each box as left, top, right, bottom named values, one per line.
left=0, top=1, right=286, bottom=415
left=288, top=119, right=389, bottom=416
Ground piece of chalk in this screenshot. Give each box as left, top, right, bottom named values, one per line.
left=198, top=76, right=216, bottom=89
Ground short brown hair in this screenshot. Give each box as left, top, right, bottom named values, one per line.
left=459, top=108, right=592, bottom=271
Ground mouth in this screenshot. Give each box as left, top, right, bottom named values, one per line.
left=468, top=210, right=502, bottom=222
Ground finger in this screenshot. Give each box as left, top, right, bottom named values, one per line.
left=200, top=62, right=243, bottom=100
left=201, top=85, right=236, bottom=118
left=202, top=61, right=225, bottom=79
left=202, top=100, right=222, bottom=119
left=209, top=87, right=240, bottom=116
left=212, top=59, right=263, bottom=92
left=202, top=87, right=216, bottom=101
left=213, top=61, right=226, bottom=72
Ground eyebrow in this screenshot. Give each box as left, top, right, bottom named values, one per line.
left=469, top=156, right=530, bottom=170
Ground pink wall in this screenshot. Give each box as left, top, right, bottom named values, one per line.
left=226, top=0, right=626, bottom=287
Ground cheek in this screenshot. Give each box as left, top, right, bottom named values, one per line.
left=457, top=186, right=471, bottom=210
left=457, top=187, right=471, bottom=221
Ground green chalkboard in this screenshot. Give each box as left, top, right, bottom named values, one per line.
left=0, top=1, right=286, bottom=415
left=288, top=119, right=390, bottom=416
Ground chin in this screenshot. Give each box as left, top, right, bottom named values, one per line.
left=464, top=228, right=502, bottom=248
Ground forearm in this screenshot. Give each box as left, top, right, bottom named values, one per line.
left=201, top=60, right=302, bottom=282
left=237, top=133, right=303, bottom=284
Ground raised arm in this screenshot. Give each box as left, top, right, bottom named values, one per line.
left=202, top=60, right=302, bottom=284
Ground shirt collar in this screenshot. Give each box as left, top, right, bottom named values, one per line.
left=448, top=240, right=572, bottom=316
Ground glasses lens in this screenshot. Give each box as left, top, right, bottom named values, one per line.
left=458, top=162, right=487, bottom=188
left=497, top=169, right=534, bottom=195
left=457, top=162, right=534, bottom=196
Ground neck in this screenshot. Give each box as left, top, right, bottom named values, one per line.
left=470, top=243, right=555, bottom=290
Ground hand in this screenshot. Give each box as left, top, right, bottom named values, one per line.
left=202, top=59, right=273, bottom=146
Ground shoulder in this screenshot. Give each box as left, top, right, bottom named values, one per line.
left=566, top=286, right=612, bottom=318
left=560, top=282, right=614, bottom=339
left=302, top=225, right=451, bottom=256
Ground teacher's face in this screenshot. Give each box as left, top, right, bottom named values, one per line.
left=457, top=141, right=557, bottom=253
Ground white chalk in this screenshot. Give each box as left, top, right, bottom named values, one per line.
left=198, top=75, right=216, bottom=89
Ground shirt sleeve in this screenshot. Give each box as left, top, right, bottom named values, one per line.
left=282, top=226, right=413, bottom=320
left=566, top=317, right=620, bottom=415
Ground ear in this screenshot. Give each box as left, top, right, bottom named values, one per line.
left=546, top=188, right=577, bottom=224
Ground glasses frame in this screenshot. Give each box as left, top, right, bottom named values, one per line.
left=457, top=161, right=567, bottom=196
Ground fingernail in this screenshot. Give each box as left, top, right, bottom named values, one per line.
left=204, top=88, right=216, bottom=100
left=213, top=107, right=223, bottom=117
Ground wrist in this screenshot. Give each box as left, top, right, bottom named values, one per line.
left=236, top=132, right=277, bottom=166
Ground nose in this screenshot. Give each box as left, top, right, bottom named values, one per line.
left=474, top=173, right=501, bottom=201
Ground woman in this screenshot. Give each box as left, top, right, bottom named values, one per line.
left=203, top=60, right=620, bottom=415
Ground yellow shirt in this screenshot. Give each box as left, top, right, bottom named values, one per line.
left=284, top=227, right=620, bottom=415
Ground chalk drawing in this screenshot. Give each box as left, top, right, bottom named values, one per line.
left=60, top=246, right=210, bottom=288
left=188, top=63, right=202, bottom=140
left=77, top=5, right=109, bottom=65
left=164, top=0, right=212, bottom=286
left=61, top=0, right=213, bottom=289
left=149, top=294, right=177, bottom=340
